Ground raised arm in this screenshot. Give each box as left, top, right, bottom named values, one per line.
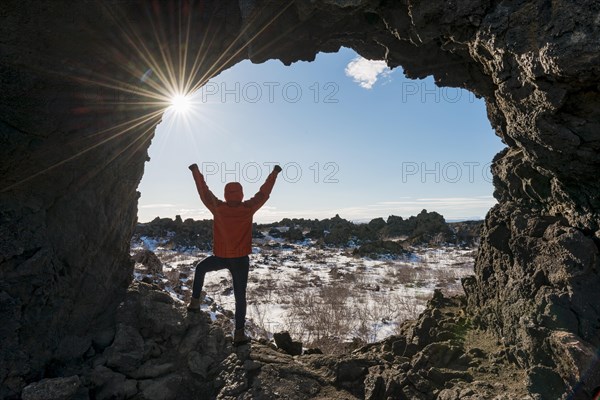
left=246, top=165, right=282, bottom=212
left=189, top=163, right=221, bottom=212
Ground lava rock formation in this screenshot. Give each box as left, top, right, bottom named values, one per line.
left=1, top=1, right=599, bottom=399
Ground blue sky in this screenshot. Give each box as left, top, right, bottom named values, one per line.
left=137, top=47, right=505, bottom=223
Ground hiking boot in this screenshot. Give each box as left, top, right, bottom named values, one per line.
left=186, top=296, right=201, bottom=312
left=233, top=328, right=250, bottom=346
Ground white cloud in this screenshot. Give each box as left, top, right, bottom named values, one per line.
left=139, top=203, right=176, bottom=209
left=344, top=56, right=391, bottom=89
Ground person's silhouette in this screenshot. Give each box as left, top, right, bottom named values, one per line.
left=187, top=163, right=281, bottom=345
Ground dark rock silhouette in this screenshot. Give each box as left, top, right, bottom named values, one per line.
left=135, top=217, right=213, bottom=251
left=273, top=331, right=303, bottom=356
left=447, top=221, right=482, bottom=247
left=383, top=210, right=454, bottom=245
left=132, top=249, right=163, bottom=274
left=133, top=211, right=478, bottom=252
left=1, top=1, right=599, bottom=399
left=352, top=240, right=407, bottom=258
left=21, top=376, right=83, bottom=400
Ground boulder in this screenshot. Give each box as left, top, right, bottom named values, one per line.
left=22, top=376, right=82, bottom=400
left=273, top=331, right=303, bottom=356
left=132, top=250, right=163, bottom=274
left=138, top=374, right=182, bottom=400
left=104, top=324, right=145, bottom=373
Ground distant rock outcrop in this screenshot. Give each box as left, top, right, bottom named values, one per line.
left=447, top=221, right=483, bottom=247
left=385, top=210, right=455, bottom=245
left=352, top=240, right=408, bottom=258
left=134, top=211, right=478, bottom=254
left=134, top=217, right=213, bottom=251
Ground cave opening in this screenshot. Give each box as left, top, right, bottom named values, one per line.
left=138, top=47, right=505, bottom=223
left=134, top=47, right=506, bottom=347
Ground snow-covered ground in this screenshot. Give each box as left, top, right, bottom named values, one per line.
left=131, top=235, right=476, bottom=348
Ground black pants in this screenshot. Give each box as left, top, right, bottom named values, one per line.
left=191, top=255, right=249, bottom=330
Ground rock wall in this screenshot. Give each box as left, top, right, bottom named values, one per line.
left=1, top=0, right=599, bottom=398
left=0, top=3, right=146, bottom=394
left=16, top=284, right=538, bottom=400
left=0, top=1, right=244, bottom=395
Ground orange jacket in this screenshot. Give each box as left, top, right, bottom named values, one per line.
left=191, top=168, right=278, bottom=258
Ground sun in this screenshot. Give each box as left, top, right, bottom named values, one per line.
left=169, top=94, right=191, bottom=113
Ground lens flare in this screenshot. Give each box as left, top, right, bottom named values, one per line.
left=2, top=2, right=296, bottom=193
left=170, top=94, right=191, bottom=113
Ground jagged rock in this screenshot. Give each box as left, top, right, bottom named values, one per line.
left=249, top=345, right=294, bottom=365
left=104, top=324, right=144, bottom=374
left=411, top=342, right=465, bottom=370
left=187, top=351, right=214, bottom=378
left=448, top=221, right=483, bottom=246
left=336, top=359, right=370, bottom=385
left=88, top=365, right=118, bottom=387
left=134, top=218, right=213, bottom=250
left=352, top=240, right=407, bottom=258
left=138, top=373, right=182, bottom=400
left=364, top=366, right=402, bottom=400
left=79, top=284, right=552, bottom=399
left=303, top=348, right=323, bottom=355
left=427, top=367, right=473, bottom=387
left=215, top=353, right=248, bottom=398
left=21, top=376, right=82, bottom=400
left=243, top=359, right=263, bottom=373
left=284, top=227, right=305, bottom=242
left=87, top=365, right=138, bottom=400
left=178, top=323, right=210, bottom=355
left=85, top=284, right=232, bottom=398
left=238, top=361, right=326, bottom=400
left=55, top=335, right=92, bottom=362
left=130, top=360, right=176, bottom=379
left=92, top=327, right=116, bottom=352
left=132, top=249, right=163, bottom=274
left=548, top=331, right=600, bottom=391
left=526, top=366, right=566, bottom=400
left=116, top=282, right=190, bottom=338
left=300, top=355, right=377, bottom=397
left=273, top=331, right=303, bottom=356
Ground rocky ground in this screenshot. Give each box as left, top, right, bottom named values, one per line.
left=18, top=281, right=537, bottom=400
left=130, top=238, right=477, bottom=349
left=128, top=214, right=484, bottom=353
left=16, top=221, right=592, bottom=399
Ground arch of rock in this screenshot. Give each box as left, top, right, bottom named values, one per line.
left=1, top=0, right=599, bottom=397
